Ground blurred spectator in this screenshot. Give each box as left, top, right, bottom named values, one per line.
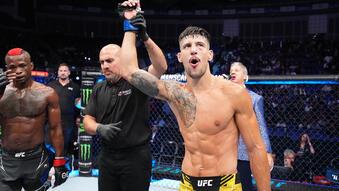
left=296, top=133, right=315, bottom=157
left=284, top=149, right=296, bottom=170
left=1, top=28, right=338, bottom=76
left=271, top=149, right=295, bottom=181
left=293, top=133, right=316, bottom=182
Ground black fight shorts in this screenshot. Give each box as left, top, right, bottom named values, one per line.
left=0, top=145, right=51, bottom=191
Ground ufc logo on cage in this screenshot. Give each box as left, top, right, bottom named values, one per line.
left=197, top=179, right=213, bottom=187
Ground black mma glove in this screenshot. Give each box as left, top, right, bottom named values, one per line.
left=53, top=157, right=69, bottom=187
left=96, top=121, right=122, bottom=141
left=117, top=3, right=139, bottom=31
left=117, top=3, right=137, bottom=19
left=130, top=13, right=149, bottom=41
left=0, top=72, right=9, bottom=95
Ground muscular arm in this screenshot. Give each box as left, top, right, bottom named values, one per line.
left=144, top=38, right=167, bottom=78
left=47, top=89, right=64, bottom=157
left=234, top=88, right=270, bottom=191
left=120, top=32, right=196, bottom=127
left=120, top=32, right=170, bottom=101
left=83, top=115, right=99, bottom=135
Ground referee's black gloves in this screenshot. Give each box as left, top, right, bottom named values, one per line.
left=97, top=122, right=122, bottom=141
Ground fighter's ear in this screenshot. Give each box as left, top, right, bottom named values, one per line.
left=177, top=52, right=182, bottom=63
left=30, top=62, right=34, bottom=70
left=208, top=49, right=213, bottom=61
left=244, top=74, right=248, bottom=82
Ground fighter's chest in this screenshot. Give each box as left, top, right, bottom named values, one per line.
left=0, top=89, right=47, bottom=117
left=195, top=92, right=233, bottom=128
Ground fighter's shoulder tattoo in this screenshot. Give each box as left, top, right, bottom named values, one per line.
left=130, top=70, right=196, bottom=128
left=163, top=81, right=196, bottom=128
left=131, top=71, right=159, bottom=97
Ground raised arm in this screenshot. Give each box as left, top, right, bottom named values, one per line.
left=47, top=89, right=64, bottom=157
left=118, top=0, right=170, bottom=100
left=120, top=31, right=170, bottom=101
left=234, top=88, right=270, bottom=191
left=144, top=38, right=167, bottom=78
left=128, top=11, right=167, bottom=78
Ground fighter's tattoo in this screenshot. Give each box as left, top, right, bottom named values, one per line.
left=131, top=71, right=159, bottom=96
left=163, top=81, right=196, bottom=128
left=0, top=84, right=51, bottom=118
left=130, top=70, right=196, bottom=128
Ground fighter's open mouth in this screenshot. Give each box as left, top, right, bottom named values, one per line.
left=189, top=57, right=200, bottom=66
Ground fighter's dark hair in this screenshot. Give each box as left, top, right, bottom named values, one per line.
left=178, top=26, right=211, bottom=45
left=58, top=62, right=70, bottom=70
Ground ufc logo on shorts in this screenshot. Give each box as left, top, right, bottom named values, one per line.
left=197, top=179, right=213, bottom=187
left=14, top=152, right=25, bottom=158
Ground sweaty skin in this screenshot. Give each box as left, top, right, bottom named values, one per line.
left=120, top=31, right=270, bottom=191
left=0, top=53, right=64, bottom=156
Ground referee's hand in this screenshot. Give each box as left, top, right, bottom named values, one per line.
left=96, top=122, right=122, bottom=141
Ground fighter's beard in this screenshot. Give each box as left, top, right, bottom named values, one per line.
left=106, top=76, right=120, bottom=85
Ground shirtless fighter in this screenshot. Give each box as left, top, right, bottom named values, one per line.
left=0, top=48, right=69, bottom=191
left=118, top=5, right=270, bottom=189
